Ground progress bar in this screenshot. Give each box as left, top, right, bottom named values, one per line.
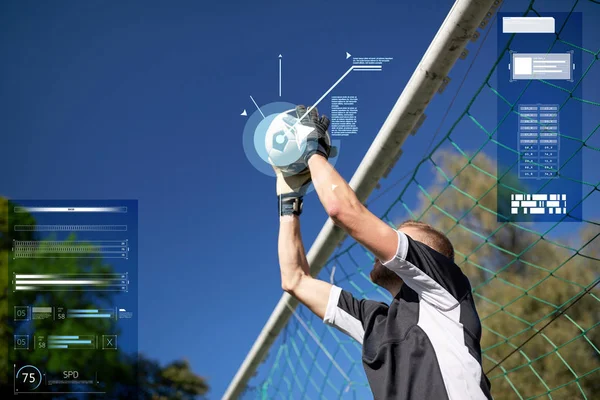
left=13, top=273, right=129, bottom=292
left=13, top=240, right=129, bottom=259
left=14, top=225, right=127, bottom=232
left=14, top=206, right=127, bottom=213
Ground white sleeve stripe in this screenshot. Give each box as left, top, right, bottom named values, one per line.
left=383, top=231, right=458, bottom=311
left=323, top=285, right=365, bottom=344
left=334, top=309, right=365, bottom=344
left=395, top=259, right=459, bottom=310
left=324, top=285, right=343, bottom=324
left=382, top=228, right=408, bottom=264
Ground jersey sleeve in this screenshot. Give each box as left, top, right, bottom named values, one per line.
left=323, top=285, right=387, bottom=345
left=382, top=230, right=470, bottom=310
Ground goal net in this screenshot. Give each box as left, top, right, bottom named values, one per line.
left=238, top=1, right=600, bottom=398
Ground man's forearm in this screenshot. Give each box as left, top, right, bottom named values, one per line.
left=307, top=155, right=362, bottom=230
left=278, top=215, right=310, bottom=292
left=277, top=214, right=333, bottom=319
left=307, top=154, right=399, bottom=262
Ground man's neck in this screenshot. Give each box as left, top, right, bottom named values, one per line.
left=387, top=283, right=403, bottom=298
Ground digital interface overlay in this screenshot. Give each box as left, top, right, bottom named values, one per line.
left=7, top=200, right=138, bottom=396
left=497, top=13, right=583, bottom=222
left=241, top=52, right=393, bottom=182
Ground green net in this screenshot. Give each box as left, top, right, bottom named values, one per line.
left=241, top=1, right=600, bottom=398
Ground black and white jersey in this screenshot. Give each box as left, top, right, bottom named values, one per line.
left=323, top=230, right=492, bottom=400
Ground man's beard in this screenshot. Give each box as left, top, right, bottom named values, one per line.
left=370, top=263, right=402, bottom=288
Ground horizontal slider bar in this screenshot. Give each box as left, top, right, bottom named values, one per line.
left=14, top=225, right=127, bottom=231
left=15, top=245, right=127, bottom=249
left=15, top=285, right=127, bottom=291
left=48, top=345, right=68, bottom=349
left=14, top=207, right=127, bottom=213
left=14, top=255, right=128, bottom=259
left=14, top=248, right=127, bottom=252
left=49, top=336, right=80, bottom=339
left=14, top=250, right=129, bottom=258
left=15, top=273, right=126, bottom=279
left=47, top=340, right=92, bottom=344
left=67, top=314, right=112, bottom=318
left=15, top=280, right=126, bottom=285
left=32, top=307, right=52, bottom=312
left=14, top=251, right=128, bottom=256
left=68, top=309, right=114, bottom=315
left=533, top=60, right=566, bottom=64
left=14, top=240, right=127, bottom=245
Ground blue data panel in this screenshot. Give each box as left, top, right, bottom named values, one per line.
left=8, top=200, right=138, bottom=396
left=497, top=13, right=582, bottom=222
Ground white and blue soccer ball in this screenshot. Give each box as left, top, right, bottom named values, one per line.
left=265, top=109, right=308, bottom=175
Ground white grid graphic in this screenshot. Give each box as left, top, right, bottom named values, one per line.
left=510, top=193, right=567, bottom=214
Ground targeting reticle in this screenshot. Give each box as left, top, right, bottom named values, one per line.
left=242, top=101, right=341, bottom=179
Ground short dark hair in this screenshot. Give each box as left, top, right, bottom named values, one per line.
left=398, top=220, right=455, bottom=261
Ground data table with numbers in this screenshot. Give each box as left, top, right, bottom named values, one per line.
left=518, top=104, right=560, bottom=179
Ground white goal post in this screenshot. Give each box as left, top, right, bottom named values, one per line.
left=224, top=0, right=498, bottom=398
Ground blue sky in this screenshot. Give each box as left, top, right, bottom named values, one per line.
left=1, top=0, right=598, bottom=398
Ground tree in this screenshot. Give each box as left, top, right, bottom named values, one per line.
left=408, top=150, right=599, bottom=399
left=0, top=198, right=209, bottom=398
left=137, top=355, right=210, bottom=400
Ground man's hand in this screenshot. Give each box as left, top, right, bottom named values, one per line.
left=294, top=105, right=336, bottom=163
left=274, top=167, right=311, bottom=197
left=273, top=104, right=337, bottom=216
left=274, top=165, right=311, bottom=217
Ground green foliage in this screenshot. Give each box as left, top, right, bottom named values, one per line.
left=414, top=151, right=600, bottom=399
left=1, top=198, right=209, bottom=398
left=137, top=356, right=210, bottom=399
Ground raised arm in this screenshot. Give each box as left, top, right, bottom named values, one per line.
left=272, top=104, right=397, bottom=322
left=271, top=127, right=332, bottom=319
left=307, top=154, right=399, bottom=264
left=279, top=212, right=387, bottom=345
left=278, top=214, right=332, bottom=319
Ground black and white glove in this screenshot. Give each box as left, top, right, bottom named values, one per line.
left=294, top=105, right=337, bottom=164
left=274, top=166, right=311, bottom=216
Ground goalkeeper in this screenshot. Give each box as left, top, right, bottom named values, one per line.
left=274, top=105, right=492, bottom=400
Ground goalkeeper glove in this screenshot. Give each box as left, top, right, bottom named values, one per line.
left=294, top=105, right=337, bottom=164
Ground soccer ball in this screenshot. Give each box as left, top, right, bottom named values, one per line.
left=265, top=109, right=308, bottom=175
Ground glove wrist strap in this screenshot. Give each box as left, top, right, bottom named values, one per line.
left=279, top=194, right=303, bottom=216
left=304, top=142, right=328, bottom=164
